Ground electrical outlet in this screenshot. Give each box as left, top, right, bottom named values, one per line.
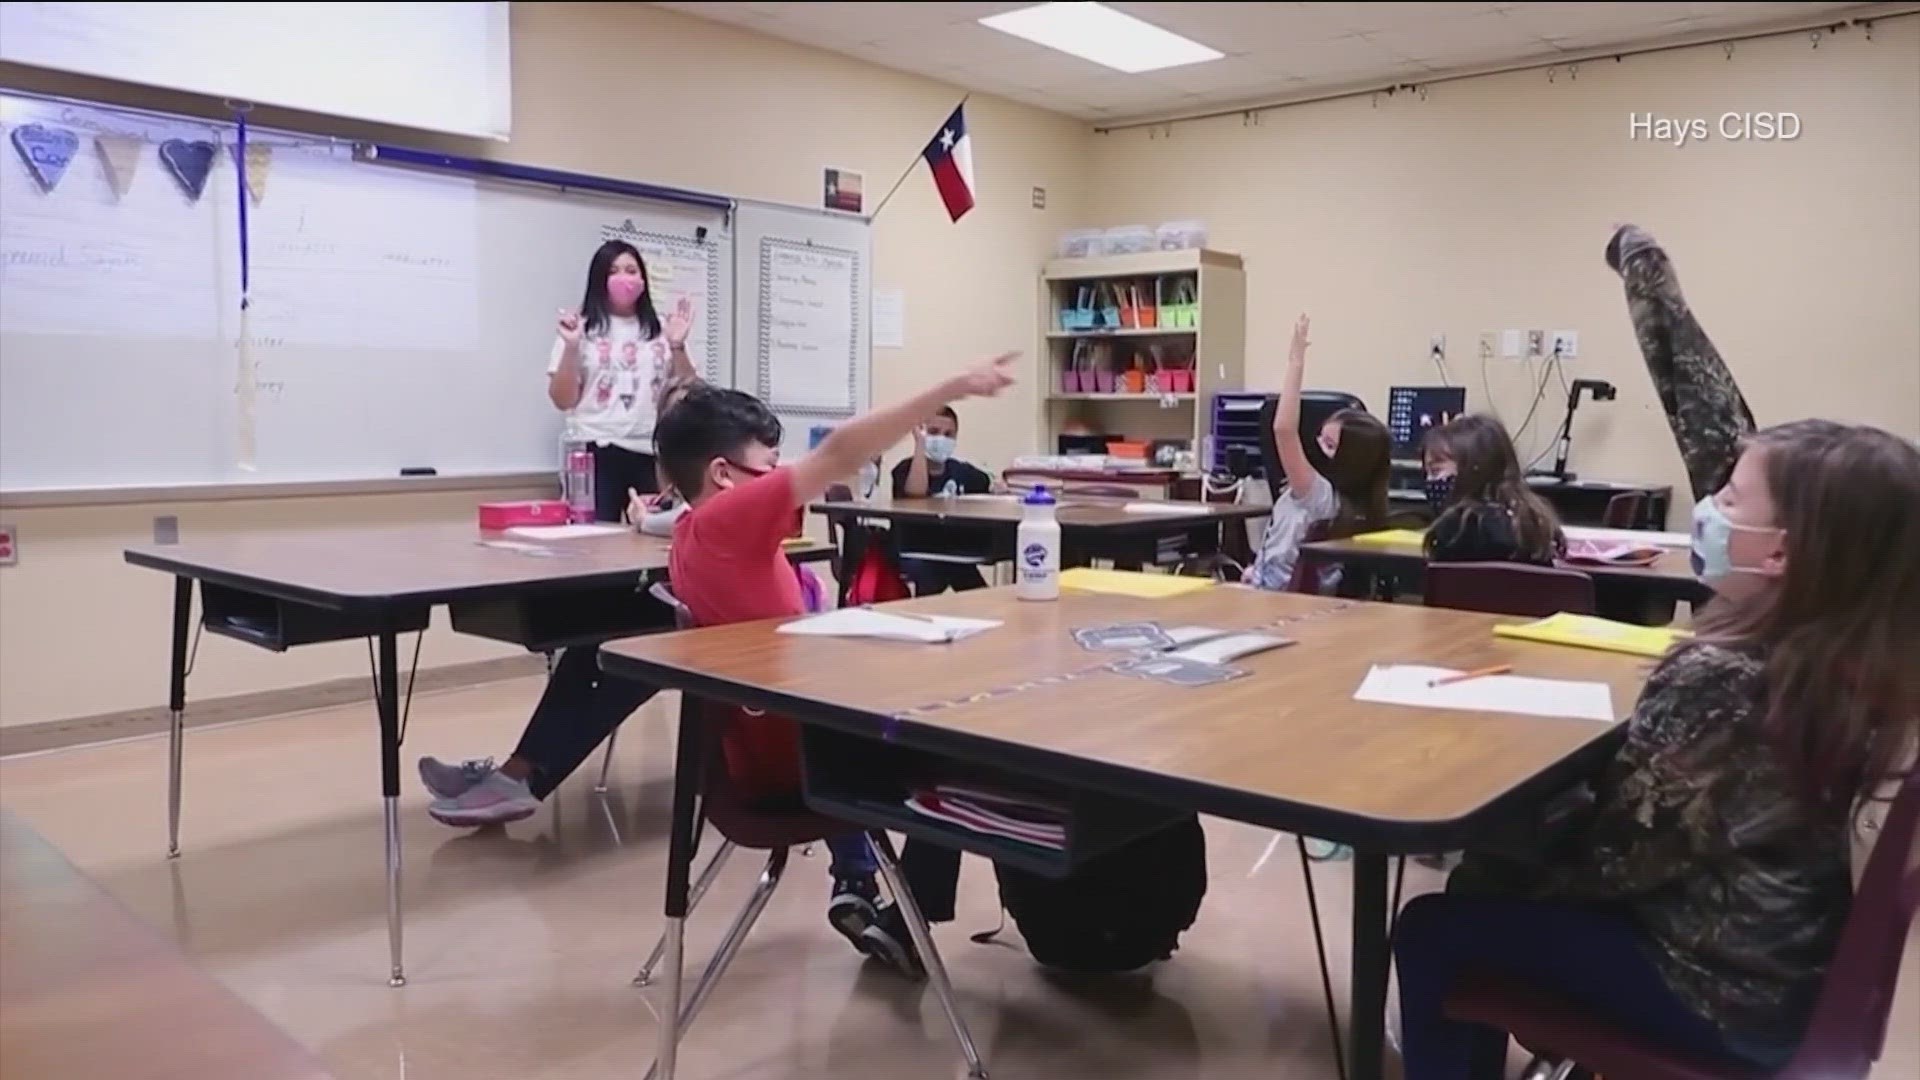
left=1430, top=333, right=1446, bottom=361
left=153, top=515, right=179, bottom=545
left=1526, top=330, right=1545, bottom=358
left=1500, top=329, right=1523, bottom=359
left=1479, top=332, right=1496, bottom=361
left=1551, top=330, right=1579, bottom=358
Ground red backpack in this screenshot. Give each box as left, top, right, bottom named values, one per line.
left=840, top=525, right=911, bottom=606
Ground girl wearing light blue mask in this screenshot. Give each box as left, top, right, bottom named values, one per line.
left=1396, top=419, right=1920, bottom=1080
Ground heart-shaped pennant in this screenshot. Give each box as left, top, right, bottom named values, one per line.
left=95, top=134, right=144, bottom=199
left=9, top=123, right=80, bottom=193
left=159, top=138, right=216, bottom=202
left=230, top=142, right=271, bottom=205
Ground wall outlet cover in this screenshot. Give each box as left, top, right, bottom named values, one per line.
left=1479, top=332, right=1496, bottom=360
left=1526, top=330, right=1545, bottom=357
left=1430, top=332, right=1446, bottom=359
left=1500, top=329, right=1523, bottom=359
left=1551, top=329, right=1579, bottom=358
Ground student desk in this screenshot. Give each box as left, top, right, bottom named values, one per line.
left=1, top=809, right=335, bottom=1080
left=123, top=523, right=830, bottom=986
left=811, top=495, right=1269, bottom=570
left=600, top=586, right=1655, bottom=1080
left=1300, top=536, right=1711, bottom=606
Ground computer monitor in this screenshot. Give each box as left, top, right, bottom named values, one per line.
left=1387, top=385, right=1466, bottom=460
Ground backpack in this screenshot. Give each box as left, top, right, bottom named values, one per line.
left=989, top=815, right=1208, bottom=974
left=839, top=525, right=911, bottom=607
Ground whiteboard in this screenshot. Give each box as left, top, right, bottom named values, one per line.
left=0, top=92, right=731, bottom=493
left=0, top=3, right=512, bottom=140
left=734, top=201, right=872, bottom=459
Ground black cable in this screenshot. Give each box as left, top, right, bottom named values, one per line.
left=181, top=620, right=204, bottom=679
left=1508, top=350, right=1561, bottom=445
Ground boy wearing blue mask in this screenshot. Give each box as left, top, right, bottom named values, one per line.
left=892, top=405, right=995, bottom=594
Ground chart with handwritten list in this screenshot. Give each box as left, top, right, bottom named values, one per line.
left=758, top=237, right=858, bottom=413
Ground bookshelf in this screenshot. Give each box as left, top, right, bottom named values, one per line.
left=1038, top=248, right=1245, bottom=464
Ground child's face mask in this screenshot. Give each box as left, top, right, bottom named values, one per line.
left=924, top=434, right=957, bottom=463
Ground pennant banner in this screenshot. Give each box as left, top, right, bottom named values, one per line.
left=9, top=123, right=79, bottom=193
left=232, top=141, right=271, bottom=206
left=159, top=138, right=216, bottom=202
left=95, top=134, right=143, bottom=200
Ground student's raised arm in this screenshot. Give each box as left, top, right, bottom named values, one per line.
left=902, top=426, right=932, bottom=497
left=790, top=353, right=1017, bottom=508
left=1606, top=224, right=1755, bottom=500
left=663, top=297, right=698, bottom=384
left=1273, top=315, right=1320, bottom=498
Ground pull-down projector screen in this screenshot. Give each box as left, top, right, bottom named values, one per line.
left=0, top=2, right=513, bottom=140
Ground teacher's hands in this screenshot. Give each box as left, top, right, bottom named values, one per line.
left=557, top=308, right=583, bottom=347
left=664, top=296, right=695, bottom=347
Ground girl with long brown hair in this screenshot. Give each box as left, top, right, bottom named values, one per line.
left=1393, top=419, right=1920, bottom=1079
left=1420, top=413, right=1565, bottom=564
left=1244, top=315, right=1392, bottom=591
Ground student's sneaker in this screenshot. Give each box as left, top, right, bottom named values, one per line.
left=418, top=755, right=496, bottom=800
left=827, top=876, right=880, bottom=950
left=1303, top=838, right=1353, bottom=862
left=856, top=902, right=927, bottom=981
left=427, top=771, right=539, bottom=828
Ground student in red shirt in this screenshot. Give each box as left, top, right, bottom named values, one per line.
left=655, top=352, right=1017, bottom=977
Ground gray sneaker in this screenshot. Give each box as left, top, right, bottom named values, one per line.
left=418, top=756, right=496, bottom=800
left=427, top=771, right=539, bottom=828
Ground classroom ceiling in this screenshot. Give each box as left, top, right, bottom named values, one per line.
left=655, top=2, right=1882, bottom=122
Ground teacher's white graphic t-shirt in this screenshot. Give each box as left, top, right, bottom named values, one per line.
left=547, top=315, right=669, bottom=452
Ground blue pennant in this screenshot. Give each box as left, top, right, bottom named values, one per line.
left=159, top=138, right=216, bottom=202
left=10, top=123, right=79, bottom=193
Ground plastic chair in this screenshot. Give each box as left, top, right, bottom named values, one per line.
left=1424, top=562, right=1596, bottom=618
left=1603, top=492, right=1649, bottom=529
left=630, top=592, right=986, bottom=1080
left=1444, top=768, right=1920, bottom=1080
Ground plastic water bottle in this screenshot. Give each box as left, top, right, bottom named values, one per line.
left=1016, top=486, right=1061, bottom=601
left=856, top=459, right=880, bottom=501
left=564, top=446, right=596, bottom=523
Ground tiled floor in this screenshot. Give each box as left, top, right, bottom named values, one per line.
left=2, top=677, right=1914, bottom=1080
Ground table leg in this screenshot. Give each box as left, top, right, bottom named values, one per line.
left=1348, top=851, right=1391, bottom=1080
left=166, top=576, right=192, bottom=859
left=654, top=692, right=704, bottom=1080
left=374, top=628, right=405, bottom=987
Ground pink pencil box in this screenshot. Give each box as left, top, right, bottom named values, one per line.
left=478, top=500, right=570, bottom=530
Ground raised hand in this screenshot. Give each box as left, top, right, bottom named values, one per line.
left=950, top=351, right=1020, bottom=400
left=664, top=296, right=695, bottom=346
left=557, top=308, right=583, bottom=346
left=1289, top=314, right=1311, bottom=365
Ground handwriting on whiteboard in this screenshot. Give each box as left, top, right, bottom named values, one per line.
left=761, top=240, right=856, bottom=412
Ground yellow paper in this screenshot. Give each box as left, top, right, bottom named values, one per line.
left=1349, top=528, right=1427, bottom=548
left=1493, top=612, right=1690, bottom=659
left=1058, top=568, right=1213, bottom=598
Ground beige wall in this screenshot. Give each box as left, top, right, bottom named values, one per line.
left=1086, top=17, right=1920, bottom=512
left=0, top=2, right=1090, bottom=728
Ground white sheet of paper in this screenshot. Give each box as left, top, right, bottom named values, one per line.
left=507, top=523, right=631, bottom=540
left=1564, top=525, right=1690, bottom=549
left=1124, top=501, right=1197, bottom=515
left=778, top=608, right=1001, bottom=644
left=1172, top=632, right=1291, bottom=665
left=1164, top=625, right=1221, bottom=645
left=872, top=288, right=905, bottom=348
left=1353, top=664, right=1616, bottom=723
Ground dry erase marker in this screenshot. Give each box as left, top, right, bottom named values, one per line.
left=400, top=467, right=438, bottom=477
left=1429, top=665, right=1512, bottom=688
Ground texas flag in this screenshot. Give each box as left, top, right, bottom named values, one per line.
left=922, top=104, right=976, bottom=222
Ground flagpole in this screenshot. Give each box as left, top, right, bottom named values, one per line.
left=870, top=94, right=968, bottom=220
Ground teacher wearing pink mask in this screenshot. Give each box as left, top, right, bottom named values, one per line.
left=548, top=239, right=697, bottom=521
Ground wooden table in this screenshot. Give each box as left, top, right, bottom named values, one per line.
left=1, top=810, right=334, bottom=1080
left=601, top=586, right=1655, bottom=1080
left=123, top=522, right=831, bottom=985
left=811, top=495, right=1268, bottom=570
left=1301, top=535, right=1711, bottom=607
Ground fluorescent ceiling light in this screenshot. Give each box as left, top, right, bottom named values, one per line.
left=980, top=2, right=1223, bottom=74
